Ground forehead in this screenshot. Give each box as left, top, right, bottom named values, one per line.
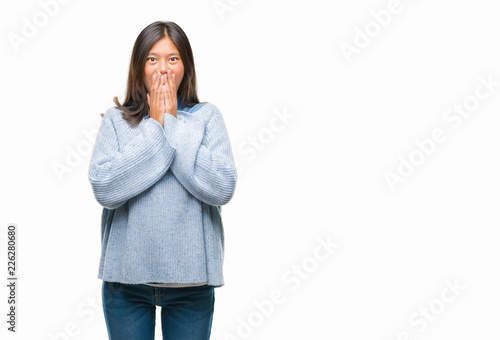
left=149, top=37, right=179, bottom=55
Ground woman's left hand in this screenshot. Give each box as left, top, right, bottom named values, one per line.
left=162, top=69, right=177, bottom=118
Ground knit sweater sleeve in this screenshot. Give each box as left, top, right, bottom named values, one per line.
left=88, top=108, right=177, bottom=210
left=160, top=104, right=237, bottom=206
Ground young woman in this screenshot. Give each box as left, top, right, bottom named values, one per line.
left=88, top=20, right=237, bottom=340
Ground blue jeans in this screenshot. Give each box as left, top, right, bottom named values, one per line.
left=102, top=280, right=215, bottom=340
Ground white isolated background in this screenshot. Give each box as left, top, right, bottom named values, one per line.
left=0, top=0, right=499, bottom=339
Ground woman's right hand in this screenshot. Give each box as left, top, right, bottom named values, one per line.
left=147, top=71, right=166, bottom=127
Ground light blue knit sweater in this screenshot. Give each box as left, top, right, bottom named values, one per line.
left=88, top=101, right=237, bottom=288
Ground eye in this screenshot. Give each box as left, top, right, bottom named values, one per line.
left=169, top=57, right=179, bottom=62
left=147, top=57, right=157, bottom=62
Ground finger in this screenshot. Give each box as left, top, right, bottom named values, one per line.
left=166, top=71, right=174, bottom=98
left=170, top=72, right=177, bottom=98
left=161, top=83, right=166, bottom=112
left=156, top=83, right=162, bottom=108
left=156, top=73, right=163, bottom=96
left=152, top=79, right=160, bottom=109
left=164, top=71, right=170, bottom=97
left=150, top=76, right=157, bottom=110
left=153, top=71, right=161, bottom=95
left=152, top=72, right=158, bottom=92
left=158, top=72, right=163, bottom=91
left=167, top=70, right=174, bottom=88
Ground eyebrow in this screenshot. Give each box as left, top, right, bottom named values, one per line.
left=149, top=52, right=179, bottom=56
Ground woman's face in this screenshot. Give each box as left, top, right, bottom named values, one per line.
left=143, top=36, right=184, bottom=95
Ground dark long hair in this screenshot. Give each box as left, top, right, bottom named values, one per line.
left=113, top=21, right=206, bottom=128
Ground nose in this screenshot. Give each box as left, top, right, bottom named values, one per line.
left=157, top=59, right=169, bottom=74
